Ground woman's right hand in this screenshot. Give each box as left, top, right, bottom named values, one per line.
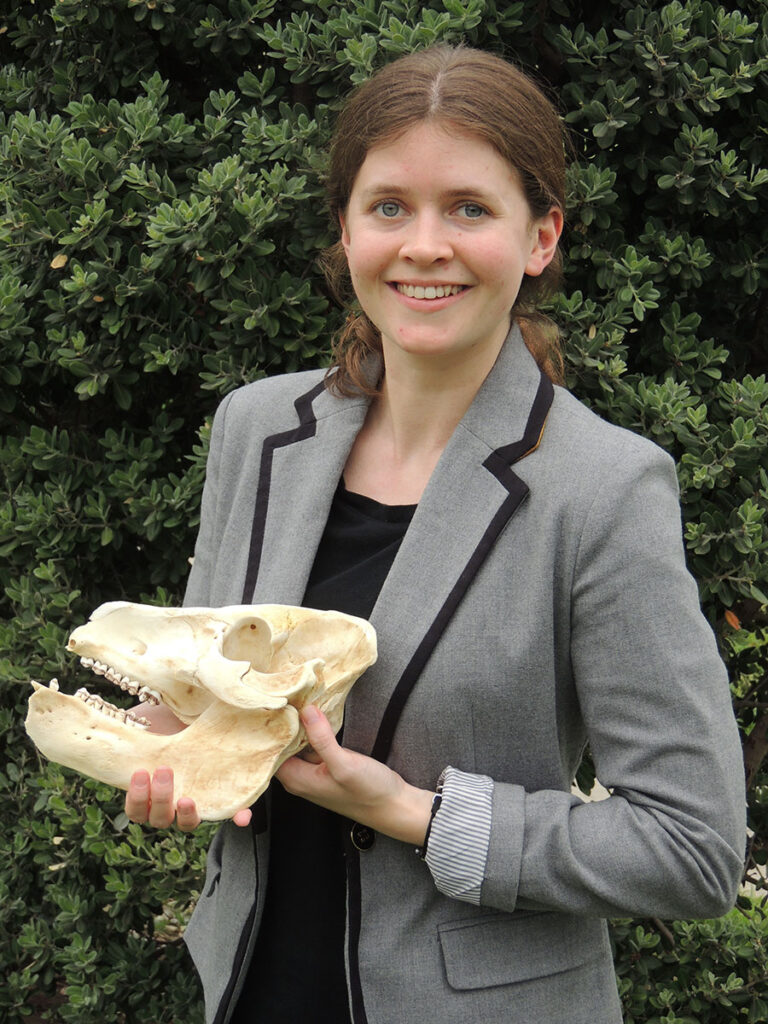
left=123, top=705, right=252, bottom=830
left=125, top=765, right=207, bottom=830
left=125, top=765, right=253, bottom=830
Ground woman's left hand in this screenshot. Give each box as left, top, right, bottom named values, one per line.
left=276, top=705, right=434, bottom=846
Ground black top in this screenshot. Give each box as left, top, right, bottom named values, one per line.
left=230, top=481, right=416, bottom=1023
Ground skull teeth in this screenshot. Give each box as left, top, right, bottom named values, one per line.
left=80, top=657, right=143, bottom=696
left=126, top=714, right=151, bottom=728
left=71, top=686, right=150, bottom=727
left=69, top=650, right=158, bottom=722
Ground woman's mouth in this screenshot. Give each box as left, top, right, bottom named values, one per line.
left=394, top=283, right=467, bottom=300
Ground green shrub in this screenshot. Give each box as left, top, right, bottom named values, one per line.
left=1, top=1, right=766, bottom=1019
left=612, top=908, right=768, bottom=1023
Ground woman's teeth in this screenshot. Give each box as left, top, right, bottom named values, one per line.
left=396, top=283, right=465, bottom=299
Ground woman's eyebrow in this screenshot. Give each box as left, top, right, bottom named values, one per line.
left=441, top=188, right=495, bottom=202
left=358, top=185, right=496, bottom=202
left=357, top=185, right=410, bottom=201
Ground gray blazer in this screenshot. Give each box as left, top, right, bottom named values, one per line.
left=183, top=328, right=745, bottom=1024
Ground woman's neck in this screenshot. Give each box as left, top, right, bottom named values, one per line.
left=379, top=332, right=503, bottom=450
left=343, top=340, right=502, bottom=504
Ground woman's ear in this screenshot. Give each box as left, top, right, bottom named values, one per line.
left=525, top=207, right=564, bottom=277
left=340, top=212, right=350, bottom=257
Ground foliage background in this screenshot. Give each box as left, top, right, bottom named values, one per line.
left=0, top=0, right=766, bottom=1020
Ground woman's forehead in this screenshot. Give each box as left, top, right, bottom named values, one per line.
left=351, top=121, right=522, bottom=196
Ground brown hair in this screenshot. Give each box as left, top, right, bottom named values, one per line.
left=320, top=45, right=567, bottom=394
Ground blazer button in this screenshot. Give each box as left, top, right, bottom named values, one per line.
left=350, top=822, right=375, bottom=851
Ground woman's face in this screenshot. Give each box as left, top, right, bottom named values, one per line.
left=340, top=121, right=562, bottom=372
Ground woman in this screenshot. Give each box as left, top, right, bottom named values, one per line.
left=126, top=46, right=745, bottom=1024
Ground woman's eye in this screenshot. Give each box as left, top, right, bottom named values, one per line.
left=458, top=202, right=487, bottom=219
left=376, top=201, right=402, bottom=218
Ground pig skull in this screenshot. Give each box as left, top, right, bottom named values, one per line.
left=25, top=602, right=377, bottom=820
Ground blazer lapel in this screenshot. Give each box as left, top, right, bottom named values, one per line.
left=343, top=328, right=553, bottom=759
left=243, top=380, right=370, bottom=605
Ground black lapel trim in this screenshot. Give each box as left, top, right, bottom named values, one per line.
left=346, top=841, right=369, bottom=1024
left=213, top=821, right=263, bottom=1024
left=241, top=379, right=328, bottom=604
left=369, top=372, right=553, bottom=766
left=485, top=369, right=554, bottom=483
left=213, top=906, right=257, bottom=1024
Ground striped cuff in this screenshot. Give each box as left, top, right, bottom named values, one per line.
left=424, top=766, right=494, bottom=905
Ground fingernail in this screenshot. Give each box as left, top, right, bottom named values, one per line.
left=132, top=770, right=149, bottom=788
left=177, top=798, right=194, bottom=815
left=301, top=705, right=320, bottom=724
left=154, top=767, right=172, bottom=784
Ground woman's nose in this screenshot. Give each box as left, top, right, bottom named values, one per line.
left=398, top=211, right=453, bottom=264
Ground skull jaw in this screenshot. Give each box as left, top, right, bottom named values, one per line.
left=26, top=683, right=302, bottom=820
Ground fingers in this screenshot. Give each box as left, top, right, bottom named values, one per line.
left=125, top=769, right=152, bottom=823
left=124, top=767, right=249, bottom=830
left=176, top=797, right=202, bottom=832
left=147, top=766, right=175, bottom=828
left=299, top=705, right=340, bottom=764
left=124, top=766, right=196, bottom=830
left=277, top=705, right=350, bottom=797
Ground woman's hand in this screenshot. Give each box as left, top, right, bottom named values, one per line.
left=125, top=767, right=254, bottom=830
left=276, top=705, right=434, bottom=846
left=123, top=703, right=252, bottom=830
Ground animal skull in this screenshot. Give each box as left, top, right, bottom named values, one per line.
left=25, top=602, right=377, bottom=820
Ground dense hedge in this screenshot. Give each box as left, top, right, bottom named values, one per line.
left=1, top=1, right=767, bottom=1020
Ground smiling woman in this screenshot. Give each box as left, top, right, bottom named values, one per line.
left=338, top=122, right=562, bottom=384
left=321, top=45, right=568, bottom=396
left=123, top=44, right=745, bottom=1024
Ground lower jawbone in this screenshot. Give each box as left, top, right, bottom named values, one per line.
left=26, top=680, right=302, bottom=820
left=25, top=603, right=377, bottom=820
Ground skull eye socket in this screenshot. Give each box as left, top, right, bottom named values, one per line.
left=220, top=617, right=272, bottom=670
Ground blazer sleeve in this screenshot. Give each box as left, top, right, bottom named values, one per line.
left=428, top=442, right=746, bottom=919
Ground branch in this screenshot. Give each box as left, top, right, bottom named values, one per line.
left=743, top=708, right=768, bottom=790
left=652, top=918, right=676, bottom=947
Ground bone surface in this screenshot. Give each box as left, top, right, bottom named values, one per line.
left=25, top=602, right=377, bottom=820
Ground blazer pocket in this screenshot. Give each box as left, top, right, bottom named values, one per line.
left=438, top=911, right=607, bottom=990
